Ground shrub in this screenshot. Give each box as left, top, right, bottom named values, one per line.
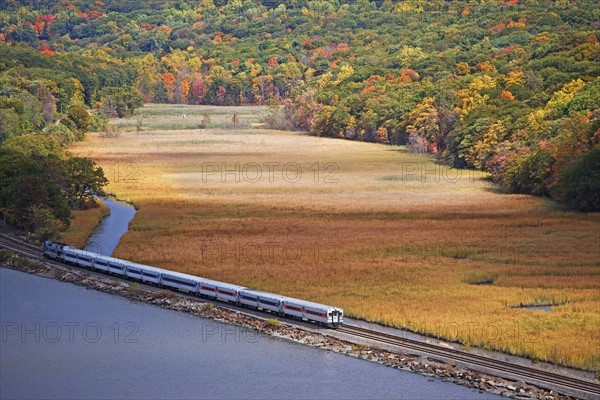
left=552, top=147, right=600, bottom=211
left=154, top=289, right=175, bottom=299
left=68, top=105, right=90, bottom=132
left=502, top=150, right=554, bottom=196
left=265, top=318, right=282, bottom=329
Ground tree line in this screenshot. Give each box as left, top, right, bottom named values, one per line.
left=1, top=0, right=598, bottom=210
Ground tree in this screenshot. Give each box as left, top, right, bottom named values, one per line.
left=3, top=133, right=65, bottom=158
left=552, top=147, right=600, bottom=211
left=200, top=112, right=211, bottom=128
left=179, top=80, right=190, bottom=104
left=11, top=174, right=49, bottom=227
left=0, top=109, right=23, bottom=143
left=162, top=73, right=177, bottom=103
left=27, top=205, right=61, bottom=242
left=68, top=105, right=90, bottom=132
left=62, top=157, right=108, bottom=209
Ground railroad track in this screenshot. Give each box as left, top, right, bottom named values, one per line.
left=0, top=233, right=45, bottom=259
left=2, top=234, right=599, bottom=398
left=338, top=323, right=600, bottom=397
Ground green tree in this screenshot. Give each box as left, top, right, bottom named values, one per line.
left=62, top=157, right=108, bottom=209
left=27, top=204, right=61, bottom=242
left=68, top=105, right=90, bottom=132
left=552, top=147, right=600, bottom=211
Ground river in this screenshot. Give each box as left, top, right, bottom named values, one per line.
left=83, top=197, right=136, bottom=256
left=0, top=268, right=501, bottom=399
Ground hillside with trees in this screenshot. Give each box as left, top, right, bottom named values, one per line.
left=1, top=0, right=599, bottom=211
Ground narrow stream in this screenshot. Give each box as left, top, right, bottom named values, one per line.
left=83, top=197, right=136, bottom=256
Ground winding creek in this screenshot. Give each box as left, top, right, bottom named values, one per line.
left=0, top=198, right=502, bottom=399
left=83, top=197, right=136, bottom=256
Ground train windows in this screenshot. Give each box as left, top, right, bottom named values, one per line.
left=163, top=276, right=195, bottom=287
left=305, top=309, right=326, bottom=318
left=259, top=298, right=279, bottom=307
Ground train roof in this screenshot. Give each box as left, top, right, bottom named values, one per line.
left=93, top=253, right=134, bottom=265
left=281, top=297, right=338, bottom=311
left=198, top=277, right=245, bottom=291
left=160, top=269, right=202, bottom=282
left=63, top=247, right=103, bottom=257
left=127, top=262, right=164, bottom=274
left=45, top=240, right=69, bottom=246
left=239, top=288, right=284, bottom=299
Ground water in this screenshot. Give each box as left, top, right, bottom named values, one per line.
left=84, top=197, right=136, bottom=256
left=0, top=268, right=501, bottom=400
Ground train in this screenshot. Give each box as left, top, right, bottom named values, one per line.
left=43, top=241, right=344, bottom=328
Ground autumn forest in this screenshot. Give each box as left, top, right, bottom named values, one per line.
left=0, top=0, right=599, bottom=237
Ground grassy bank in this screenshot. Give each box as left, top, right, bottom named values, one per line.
left=60, top=199, right=110, bottom=248
left=68, top=104, right=600, bottom=371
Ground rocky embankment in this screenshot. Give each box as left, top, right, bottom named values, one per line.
left=0, top=251, right=577, bottom=400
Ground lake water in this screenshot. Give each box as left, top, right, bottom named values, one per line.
left=84, top=197, right=136, bottom=256
left=0, top=268, right=501, bottom=399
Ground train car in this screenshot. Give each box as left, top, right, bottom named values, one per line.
left=281, top=297, right=344, bottom=328
left=63, top=248, right=96, bottom=269
left=43, top=241, right=68, bottom=260
left=198, top=279, right=243, bottom=303
left=197, top=278, right=243, bottom=302
left=123, top=263, right=143, bottom=280
left=91, top=257, right=109, bottom=272
left=136, top=264, right=162, bottom=285
left=107, top=259, right=128, bottom=276
left=238, top=289, right=283, bottom=314
left=62, top=246, right=79, bottom=264
left=160, top=270, right=199, bottom=293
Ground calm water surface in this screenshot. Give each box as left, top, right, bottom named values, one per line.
left=83, top=197, right=136, bottom=256
left=0, top=268, right=501, bottom=400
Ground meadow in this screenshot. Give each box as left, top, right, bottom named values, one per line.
left=66, top=105, right=600, bottom=371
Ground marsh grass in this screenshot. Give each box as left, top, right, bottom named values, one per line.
left=67, top=104, right=600, bottom=371
left=60, top=199, right=110, bottom=248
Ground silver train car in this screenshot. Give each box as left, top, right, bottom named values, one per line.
left=43, top=241, right=344, bottom=328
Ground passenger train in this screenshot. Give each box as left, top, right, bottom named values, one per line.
left=43, top=241, right=344, bottom=328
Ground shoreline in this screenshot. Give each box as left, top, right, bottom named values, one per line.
left=0, top=251, right=580, bottom=400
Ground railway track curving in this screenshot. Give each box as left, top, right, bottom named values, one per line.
left=1, top=233, right=599, bottom=399
left=336, top=325, right=600, bottom=398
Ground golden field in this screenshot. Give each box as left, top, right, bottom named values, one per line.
left=66, top=105, right=600, bottom=370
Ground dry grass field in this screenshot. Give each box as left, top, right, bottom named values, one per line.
left=60, top=199, right=110, bottom=248
left=66, top=105, right=600, bottom=371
